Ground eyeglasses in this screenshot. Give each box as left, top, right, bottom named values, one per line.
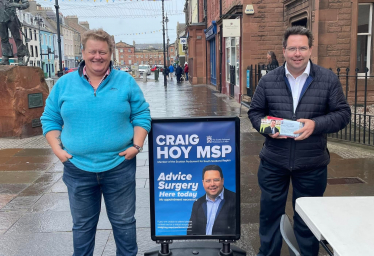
left=285, top=47, right=309, bottom=52
left=204, top=178, right=222, bottom=184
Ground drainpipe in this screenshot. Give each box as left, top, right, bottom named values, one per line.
left=205, top=0, right=208, bottom=84
left=219, top=0, right=222, bottom=93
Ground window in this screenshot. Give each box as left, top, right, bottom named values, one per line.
left=37, top=60, right=40, bottom=67
left=30, top=60, right=33, bottom=66
left=225, top=37, right=239, bottom=85
left=34, top=30, right=37, bottom=40
left=29, top=29, right=32, bottom=39
left=35, top=46, right=38, bottom=57
left=171, top=48, right=173, bottom=52
left=120, top=49, right=123, bottom=52
left=357, top=3, right=373, bottom=74
left=128, top=49, right=132, bottom=52
left=141, top=55, right=143, bottom=58
left=52, top=64, right=54, bottom=72
left=129, top=60, right=132, bottom=64
left=30, top=46, right=34, bottom=57
left=145, top=54, right=148, bottom=58
left=121, top=55, right=124, bottom=58
left=24, top=28, right=27, bottom=39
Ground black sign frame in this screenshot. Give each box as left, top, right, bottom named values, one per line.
left=148, top=116, right=241, bottom=241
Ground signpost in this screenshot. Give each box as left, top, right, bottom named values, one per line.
left=145, top=117, right=246, bottom=256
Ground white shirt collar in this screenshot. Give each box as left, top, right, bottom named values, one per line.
left=285, top=60, right=310, bottom=79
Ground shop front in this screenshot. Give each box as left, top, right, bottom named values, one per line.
left=205, top=21, right=217, bottom=86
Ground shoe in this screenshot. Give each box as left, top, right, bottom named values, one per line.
left=17, top=57, right=26, bottom=66
left=0, top=56, right=9, bottom=65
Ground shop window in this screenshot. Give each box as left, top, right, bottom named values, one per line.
left=357, top=3, right=373, bottom=74
left=226, top=37, right=239, bottom=84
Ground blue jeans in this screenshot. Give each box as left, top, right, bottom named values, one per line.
left=63, top=158, right=137, bottom=256
left=185, top=72, right=188, bottom=81
left=257, top=160, right=327, bottom=256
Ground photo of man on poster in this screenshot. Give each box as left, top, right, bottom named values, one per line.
left=187, top=165, right=236, bottom=235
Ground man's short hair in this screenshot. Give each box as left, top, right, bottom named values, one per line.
left=271, top=120, right=276, bottom=123
left=202, top=165, right=223, bottom=180
left=82, top=29, right=114, bottom=53
left=282, top=26, right=313, bottom=48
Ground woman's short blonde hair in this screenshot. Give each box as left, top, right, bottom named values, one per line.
left=81, top=29, right=114, bottom=53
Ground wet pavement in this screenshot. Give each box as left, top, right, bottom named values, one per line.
left=1, top=73, right=374, bottom=256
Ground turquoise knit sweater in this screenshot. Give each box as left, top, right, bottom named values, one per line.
left=41, top=68, right=151, bottom=172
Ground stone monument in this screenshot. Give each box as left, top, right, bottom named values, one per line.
left=0, top=0, right=30, bottom=65
left=0, top=66, right=49, bottom=138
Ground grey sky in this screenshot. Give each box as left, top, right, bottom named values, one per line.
left=35, top=0, right=186, bottom=44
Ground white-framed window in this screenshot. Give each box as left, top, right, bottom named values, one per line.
left=128, top=49, right=132, bottom=52
left=121, top=55, right=124, bottom=58
left=129, top=60, right=132, bottom=64
left=357, top=3, right=373, bottom=74
left=225, top=37, right=240, bottom=86
left=120, top=49, right=123, bottom=52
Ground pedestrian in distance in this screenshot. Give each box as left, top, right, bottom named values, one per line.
left=41, top=28, right=151, bottom=256
left=163, top=65, right=169, bottom=79
left=175, top=64, right=183, bottom=84
left=169, top=64, right=174, bottom=80
left=184, top=63, right=189, bottom=81
left=248, top=26, right=351, bottom=256
left=266, top=51, right=279, bottom=71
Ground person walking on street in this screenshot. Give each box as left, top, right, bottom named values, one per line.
left=169, top=64, right=174, bottom=80
left=184, top=63, right=189, bottom=81
left=175, top=64, right=183, bottom=84
left=163, top=65, right=169, bottom=79
left=248, top=26, right=351, bottom=256
left=41, top=28, right=151, bottom=256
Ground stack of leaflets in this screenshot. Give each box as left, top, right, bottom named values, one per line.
left=260, top=116, right=304, bottom=138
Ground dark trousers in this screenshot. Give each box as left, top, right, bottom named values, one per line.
left=0, top=19, right=24, bottom=57
left=257, top=159, right=327, bottom=256
left=176, top=74, right=181, bottom=83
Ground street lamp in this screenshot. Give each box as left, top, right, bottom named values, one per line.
left=34, top=15, right=43, bottom=69
left=54, top=0, right=63, bottom=77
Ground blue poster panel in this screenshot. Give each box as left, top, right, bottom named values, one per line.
left=149, top=117, right=240, bottom=240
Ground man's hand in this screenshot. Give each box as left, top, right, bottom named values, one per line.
left=119, top=146, right=138, bottom=160
left=54, top=148, right=72, bottom=163
left=294, top=119, right=315, bottom=141
left=268, top=132, right=287, bottom=139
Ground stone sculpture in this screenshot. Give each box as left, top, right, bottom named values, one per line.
left=0, top=0, right=30, bottom=65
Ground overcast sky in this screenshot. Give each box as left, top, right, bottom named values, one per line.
left=35, top=0, right=186, bottom=44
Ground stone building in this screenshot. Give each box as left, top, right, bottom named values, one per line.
left=184, top=0, right=374, bottom=103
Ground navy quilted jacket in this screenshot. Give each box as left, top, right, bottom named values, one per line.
left=248, top=61, right=351, bottom=171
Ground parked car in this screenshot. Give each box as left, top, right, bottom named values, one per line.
left=139, top=65, right=151, bottom=75
left=156, top=65, right=164, bottom=72
left=121, top=66, right=131, bottom=72
left=65, top=67, right=78, bottom=74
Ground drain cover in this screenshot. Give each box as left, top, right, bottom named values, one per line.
left=327, top=177, right=365, bottom=185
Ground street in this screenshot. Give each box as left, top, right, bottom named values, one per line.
left=1, top=73, right=374, bottom=256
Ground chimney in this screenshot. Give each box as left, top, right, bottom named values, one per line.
left=79, top=21, right=90, bottom=29
left=133, top=41, right=135, bottom=47
left=66, top=15, right=78, bottom=25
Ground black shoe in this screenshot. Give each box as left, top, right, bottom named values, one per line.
left=0, top=57, right=9, bottom=65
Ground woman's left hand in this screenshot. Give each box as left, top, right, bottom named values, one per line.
left=119, top=146, right=139, bottom=160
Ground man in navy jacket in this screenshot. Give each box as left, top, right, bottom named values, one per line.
left=187, top=165, right=236, bottom=236
left=248, top=26, right=350, bottom=256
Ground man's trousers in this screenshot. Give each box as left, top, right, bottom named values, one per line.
left=257, top=159, right=327, bottom=256
left=0, top=18, right=24, bottom=57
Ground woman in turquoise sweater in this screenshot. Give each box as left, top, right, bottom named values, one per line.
left=41, top=29, right=151, bottom=256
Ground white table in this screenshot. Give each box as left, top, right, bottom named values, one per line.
left=295, top=197, right=374, bottom=256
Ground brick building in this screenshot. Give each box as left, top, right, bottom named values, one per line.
left=185, top=0, right=374, bottom=103
left=115, top=41, right=166, bottom=66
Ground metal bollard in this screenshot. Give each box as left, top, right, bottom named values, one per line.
left=143, top=72, right=147, bottom=82
left=155, top=69, right=159, bottom=81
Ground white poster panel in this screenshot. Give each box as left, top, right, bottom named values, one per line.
left=223, top=19, right=240, bottom=38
